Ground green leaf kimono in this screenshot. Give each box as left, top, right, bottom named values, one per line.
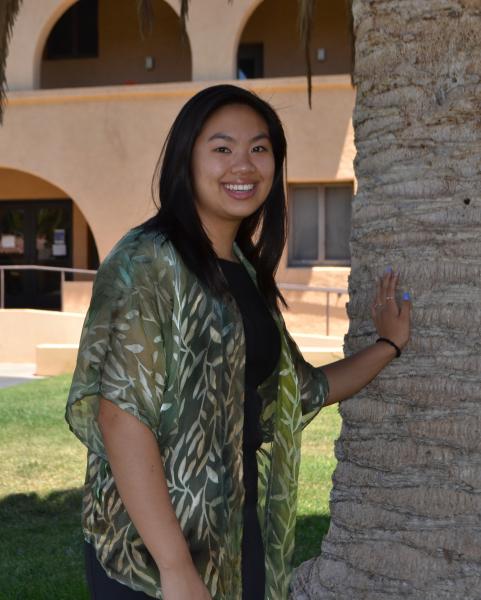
left=66, top=228, right=329, bottom=599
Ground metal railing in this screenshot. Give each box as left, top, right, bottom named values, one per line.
left=0, top=265, right=348, bottom=336
left=0, top=265, right=97, bottom=311
left=277, top=282, right=348, bottom=336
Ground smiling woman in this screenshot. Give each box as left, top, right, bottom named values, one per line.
left=191, top=103, right=275, bottom=261
left=65, top=84, right=410, bottom=600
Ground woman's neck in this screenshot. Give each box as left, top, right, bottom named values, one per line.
left=203, top=220, right=240, bottom=262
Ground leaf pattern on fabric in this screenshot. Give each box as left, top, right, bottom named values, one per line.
left=65, top=228, right=329, bottom=599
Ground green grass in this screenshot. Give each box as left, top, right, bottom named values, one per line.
left=0, top=375, right=87, bottom=599
left=294, top=404, right=341, bottom=566
left=0, top=375, right=341, bottom=597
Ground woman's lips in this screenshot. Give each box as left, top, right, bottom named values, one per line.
left=222, top=183, right=257, bottom=200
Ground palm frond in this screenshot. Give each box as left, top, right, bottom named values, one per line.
left=298, top=0, right=355, bottom=107
left=346, top=0, right=355, bottom=85
left=180, top=0, right=190, bottom=39
left=136, top=0, right=190, bottom=40
left=137, top=0, right=154, bottom=39
left=298, top=0, right=315, bottom=108
left=0, top=0, right=22, bottom=125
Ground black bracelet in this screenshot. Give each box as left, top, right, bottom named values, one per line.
left=376, top=337, right=401, bottom=358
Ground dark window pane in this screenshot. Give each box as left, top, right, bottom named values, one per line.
left=78, top=0, right=98, bottom=56
left=45, top=0, right=98, bottom=59
left=325, top=186, right=352, bottom=260
left=237, top=43, right=264, bottom=79
left=0, top=208, right=24, bottom=258
left=36, top=207, right=70, bottom=262
left=291, top=187, right=319, bottom=261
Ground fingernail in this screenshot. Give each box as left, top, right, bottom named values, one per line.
left=403, top=291, right=411, bottom=300
left=385, top=266, right=393, bottom=274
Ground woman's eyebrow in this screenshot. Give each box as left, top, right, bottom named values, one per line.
left=207, top=132, right=270, bottom=142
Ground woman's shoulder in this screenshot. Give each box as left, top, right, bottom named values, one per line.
left=93, top=228, right=179, bottom=298
left=99, top=228, right=173, bottom=276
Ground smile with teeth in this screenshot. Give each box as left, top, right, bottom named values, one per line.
left=223, top=183, right=255, bottom=192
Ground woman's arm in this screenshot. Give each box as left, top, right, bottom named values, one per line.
left=97, top=398, right=212, bottom=600
left=322, top=269, right=411, bottom=406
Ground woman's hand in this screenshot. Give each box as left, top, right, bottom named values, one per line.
left=321, top=268, right=412, bottom=405
left=160, top=563, right=212, bottom=600
left=371, top=268, right=411, bottom=350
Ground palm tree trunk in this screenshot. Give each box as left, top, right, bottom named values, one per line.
left=291, top=1, right=481, bottom=598
left=0, top=0, right=21, bottom=124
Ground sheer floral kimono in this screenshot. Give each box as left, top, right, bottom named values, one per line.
left=65, top=228, right=329, bottom=599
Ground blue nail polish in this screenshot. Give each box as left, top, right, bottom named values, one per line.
left=385, top=266, right=393, bottom=273
left=403, top=291, right=411, bottom=301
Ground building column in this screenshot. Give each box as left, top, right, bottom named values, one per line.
left=185, top=0, right=264, bottom=81
left=6, top=0, right=77, bottom=91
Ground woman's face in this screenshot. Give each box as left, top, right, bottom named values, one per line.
left=191, top=103, right=275, bottom=235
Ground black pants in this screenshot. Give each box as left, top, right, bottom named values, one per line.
left=85, top=526, right=265, bottom=600
left=241, top=503, right=266, bottom=600
left=84, top=542, right=151, bottom=599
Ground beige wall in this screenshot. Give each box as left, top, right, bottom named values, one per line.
left=41, top=0, right=191, bottom=89
left=63, top=280, right=93, bottom=311
left=0, top=168, right=67, bottom=199
left=72, top=203, right=88, bottom=270
left=0, top=309, right=84, bottom=362
left=0, top=168, right=97, bottom=271
left=6, top=0, right=265, bottom=89
left=39, top=0, right=350, bottom=88
left=1, top=77, right=355, bottom=276
left=3, top=0, right=354, bottom=319
left=241, top=0, right=352, bottom=77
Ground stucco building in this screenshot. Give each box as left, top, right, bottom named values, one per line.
left=0, top=0, right=354, bottom=368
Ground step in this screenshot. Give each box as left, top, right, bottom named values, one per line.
left=36, top=343, right=79, bottom=376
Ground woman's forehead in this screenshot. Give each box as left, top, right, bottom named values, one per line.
left=200, top=103, right=269, bottom=137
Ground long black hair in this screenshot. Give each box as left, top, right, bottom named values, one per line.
left=138, top=84, right=288, bottom=312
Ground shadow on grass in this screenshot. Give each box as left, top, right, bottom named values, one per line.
left=0, top=488, right=88, bottom=600
left=293, top=513, right=331, bottom=567
left=0, top=489, right=330, bottom=596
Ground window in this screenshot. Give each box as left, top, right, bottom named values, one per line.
left=288, top=184, right=352, bottom=266
left=237, top=44, right=264, bottom=79
left=45, top=0, right=98, bottom=60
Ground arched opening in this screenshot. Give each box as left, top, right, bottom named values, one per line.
left=237, top=0, right=351, bottom=79
left=0, top=168, right=99, bottom=310
left=40, top=0, right=192, bottom=89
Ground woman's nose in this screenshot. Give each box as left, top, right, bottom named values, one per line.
left=230, top=152, right=256, bottom=174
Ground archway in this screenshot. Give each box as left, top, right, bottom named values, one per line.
left=237, top=0, right=351, bottom=79
left=40, top=0, right=192, bottom=89
left=0, top=167, right=99, bottom=310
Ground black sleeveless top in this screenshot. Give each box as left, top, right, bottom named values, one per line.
left=218, top=258, right=281, bottom=600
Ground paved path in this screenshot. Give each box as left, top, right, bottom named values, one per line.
left=0, top=363, right=44, bottom=389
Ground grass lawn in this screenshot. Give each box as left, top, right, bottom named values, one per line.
left=0, top=374, right=341, bottom=599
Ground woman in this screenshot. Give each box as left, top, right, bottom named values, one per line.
left=66, top=84, right=410, bottom=600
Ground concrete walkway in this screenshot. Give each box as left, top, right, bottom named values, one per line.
left=0, top=363, right=44, bottom=389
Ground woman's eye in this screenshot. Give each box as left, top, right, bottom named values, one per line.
left=214, top=146, right=231, bottom=153
left=252, top=145, right=269, bottom=153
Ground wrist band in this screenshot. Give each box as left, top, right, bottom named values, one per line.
left=376, top=337, right=401, bottom=358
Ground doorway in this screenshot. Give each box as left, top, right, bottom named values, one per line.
left=0, top=200, right=72, bottom=309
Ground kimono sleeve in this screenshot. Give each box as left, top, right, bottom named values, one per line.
left=283, top=326, right=330, bottom=428
left=65, top=259, right=169, bottom=459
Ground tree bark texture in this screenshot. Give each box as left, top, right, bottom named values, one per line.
left=291, top=1, right=481, bottom=598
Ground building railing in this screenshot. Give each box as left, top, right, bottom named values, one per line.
left=0, top=265, right=97, bottom=311
left=277, top=283, right=348, bottom=336
left=0, top=265, right=348, bottom=336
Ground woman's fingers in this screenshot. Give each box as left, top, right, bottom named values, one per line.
left=400, top=291, right=411, bottom=320
left=374, top=276, right=383, bottom=306
left=386, top=272, right=400, bottom=313
left=373, top=268, right=404, bottom=315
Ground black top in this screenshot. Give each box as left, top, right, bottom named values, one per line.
left=218, top=257, right=281, bottom=454
left=218, top=257, right=281, bottom=600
